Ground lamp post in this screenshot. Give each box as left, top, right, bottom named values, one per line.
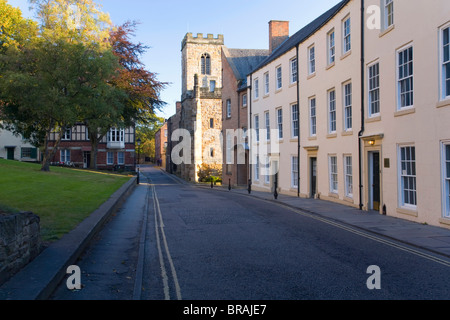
left=137, top=138, right=141, bottom=184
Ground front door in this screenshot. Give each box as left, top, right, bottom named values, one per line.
left=310, top=157, right=317, bottom=198
left=369, top=152, right=381, bottom=211
left=83, top=151, right=91, bottom=169
left=6, top=147, right=15, bottom=160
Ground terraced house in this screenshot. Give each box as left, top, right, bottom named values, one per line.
left=245, top=0, right=450, bottom=229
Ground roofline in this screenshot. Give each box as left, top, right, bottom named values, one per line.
left=248, top=0, right=352, bottom=76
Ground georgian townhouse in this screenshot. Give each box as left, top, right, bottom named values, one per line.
left=247, top=0, right=357, bottom=202
left=363, top=0, right=450, bottom=228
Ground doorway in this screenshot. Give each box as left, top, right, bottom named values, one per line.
left=310, top=157, right=317, bottom=198
left=83, top=151, right=91, bottom=169
left=6, top=147, right=15, bottom=160
left=369, top=151, right=381, bottom=211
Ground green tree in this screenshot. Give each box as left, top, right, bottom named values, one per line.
left=0, top=39, right=120, bottom=171
left=0, top=0, right=38, bottom=51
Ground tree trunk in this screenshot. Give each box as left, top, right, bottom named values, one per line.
left=41, top=125, right=63, bottom=172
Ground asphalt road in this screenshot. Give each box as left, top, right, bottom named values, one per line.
left=50, top=165, right=450, bottom=300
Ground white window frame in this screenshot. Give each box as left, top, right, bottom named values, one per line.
left=226, top=99, right=231, bottom=118
left=308, top=45, right=316, bottom=75
left=368, top=62, right=380, bottom=117
left=107, top=151, right=114, bottom=165
left=254, top=78, right=259, bottom=99
left=328, top=29, right=336, bottom=65
left=242, top=93, right=247, bottom=107
left=265, top=160, right=270, bottom=184
left=108, top=128, right=125, bottom=143
left=60, top=149, right=70, bottom=163
left=344, top=155, right=353, bottom=198
left=290, top=57, right=298, bottom=84
left=255, top=156, right=260, bottom=182
left=343, top=82, right=352, bottom=131
left=254, top=114, right=260, bottom=142
left=440, top=24, right=450, bottom=101
left=309, top=97, right=317, bottom=137
left=442, top=141, right=450, bottom=218
left=291, top=103, right=299, bottom=138
left=265, top=111, right=270, bottom=141
left=397, top=44, right=414, bottom=110
left=398, top=145, right=417, bottom=209
left=383, top=0, right=394, bottom=30
left=329, top=155, right=338, bottom=194
left=277, top=108, right=283, bottom=140
left=292, top=156, right=299, bottom=188
left=118, top=151, right=125, bottom=165
left=276, top=66, right=282, bottom=90
left=264, top=72, right=270, bottom=95
left=62, top=128, right=71, bottom=141
left=342, top=16, right=351, bottom=54
left=328, top=89, right=337, bottom=134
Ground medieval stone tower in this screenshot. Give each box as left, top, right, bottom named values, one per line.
left=179, top=33, right=224, bottom=182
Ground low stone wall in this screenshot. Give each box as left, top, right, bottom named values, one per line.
left=0, top=212, right=41, bottom=286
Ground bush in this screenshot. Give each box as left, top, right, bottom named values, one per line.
left=197, top=163, right=222, bottom=184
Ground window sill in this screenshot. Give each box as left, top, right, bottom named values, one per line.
left=341, top=130, right=353, bottom=136
left=326, top=61, right=335, bottom=70
left=396, top=207, right=418, bottom=217
left=394, top=107, right=415, bottom=117
left=275, top=88, right=283, bottom=94
left=379, top=24, right=395, bottom=38
left=308, top=136, right=317, bottom=141
left=366, top=115, right=381, bottom=123
left=290, top=138, right=299, bottom=143
left=307, top=73, right=316, bottom=80
left=326, top=133, right=337, bottom=139
left=340, top=50, right=351, bottom=61
left=436, top=98, right=450, bottom=108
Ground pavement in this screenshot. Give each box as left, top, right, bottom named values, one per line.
left=1, top=165, right=450, bottom=300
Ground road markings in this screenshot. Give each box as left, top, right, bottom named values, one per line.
left=152, top=183, right=182, bottom=300
left=280, top=204, right=450, bottom=268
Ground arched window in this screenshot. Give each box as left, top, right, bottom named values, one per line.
left=201, top=53, right=211, bottom=75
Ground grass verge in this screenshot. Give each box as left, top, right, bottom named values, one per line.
left=0, top=159, right=131, bottom=243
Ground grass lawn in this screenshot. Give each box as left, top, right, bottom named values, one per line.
left=0, top=159, right=132, bottom=243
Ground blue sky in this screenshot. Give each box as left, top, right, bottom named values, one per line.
left=11, top=0, right=342, bottom=119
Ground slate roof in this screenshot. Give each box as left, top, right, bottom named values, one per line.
left=222, top=47, right=270, bottom=90
left=250, top=0, right=351, bottom=74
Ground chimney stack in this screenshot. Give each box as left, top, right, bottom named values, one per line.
left=269, top=20, right=289, bottom=54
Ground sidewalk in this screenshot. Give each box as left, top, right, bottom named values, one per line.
left=163, top=169, right=450, bottom=259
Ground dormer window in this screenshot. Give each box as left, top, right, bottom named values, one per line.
left=201, top=53, right=211, bottom=75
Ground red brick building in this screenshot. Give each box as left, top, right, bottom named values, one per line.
left=221, top=47, right=269, bottom=187
left=155, top=121, right=168, bottom=169
left=48, top=124, right=136, bottom=170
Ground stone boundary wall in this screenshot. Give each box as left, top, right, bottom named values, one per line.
left=0, top=212, right=41, bottom=286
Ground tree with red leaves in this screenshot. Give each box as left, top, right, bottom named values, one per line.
left=109, top=21, right=167, bottom=127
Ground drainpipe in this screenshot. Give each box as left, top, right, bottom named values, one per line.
left=248, top=75, right=253, bottom=194
left=296, top=44, right=300, bottom=198
left=358, top=0, right=365, bottom=210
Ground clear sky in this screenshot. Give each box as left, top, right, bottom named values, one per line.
left=11, top=0, right=342, bottom=119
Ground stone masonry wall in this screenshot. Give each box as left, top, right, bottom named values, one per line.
left=0, top=212, right=41, bottom=286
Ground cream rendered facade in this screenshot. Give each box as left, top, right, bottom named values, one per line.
left=247, top=0, right=450, bottom=229
left=248, top=47, right=299, bottom=196
left=363, top=0, right=450, bottom=228
left=0, top=124, right=40, bottom=162
left=248, top=0, right=361, bottom=207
